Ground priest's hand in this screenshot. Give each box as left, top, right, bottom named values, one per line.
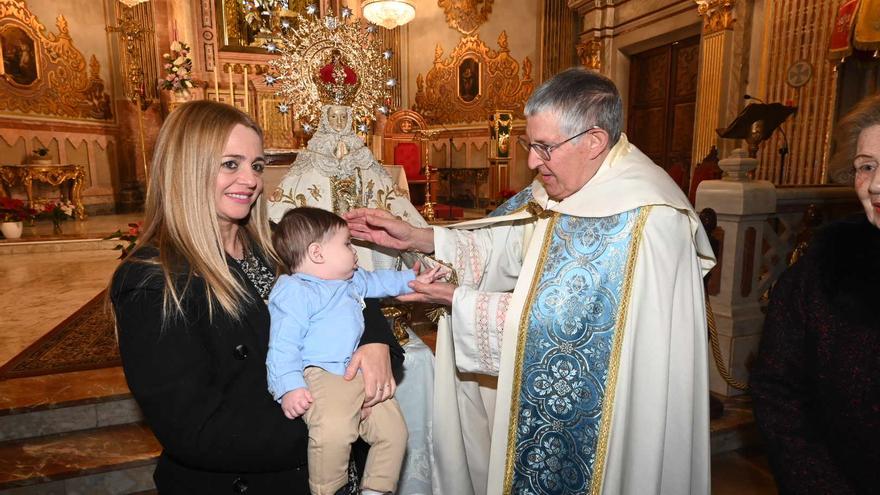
left=398, top=280, right=456, bottom=306
left=345, top=208, right=435, bottom=253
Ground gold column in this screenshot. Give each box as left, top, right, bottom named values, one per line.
left=756, top=0, right=839, bottom=185
left=692, top=0, right=737, bottom=165
left=108, top=1, right=154, bottom=187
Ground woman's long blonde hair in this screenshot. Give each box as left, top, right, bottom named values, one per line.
left=133, top=100, right=277, bottom=321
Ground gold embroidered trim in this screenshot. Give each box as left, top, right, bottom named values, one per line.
left=502, top=211, right=559, bottom=494
left=589, top=206, right=652, bottom=495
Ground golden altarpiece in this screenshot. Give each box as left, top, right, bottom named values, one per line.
left=0, top=0, right=114, bottom=215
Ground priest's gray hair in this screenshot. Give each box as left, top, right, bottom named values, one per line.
left=524, top=67, right=622, bottom=146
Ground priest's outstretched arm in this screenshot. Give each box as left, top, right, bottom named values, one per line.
left=431, top=220, right=527, bottom=376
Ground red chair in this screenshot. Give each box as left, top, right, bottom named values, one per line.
left=384, top=110, right=462, bottom=219
left=394, top=142, right=425, bottom=182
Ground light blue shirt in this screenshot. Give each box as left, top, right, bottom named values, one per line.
left=266, top=268, right=415, bottom=401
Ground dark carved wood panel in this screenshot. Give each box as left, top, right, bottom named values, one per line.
left=627, top=35, right=700, bottom=192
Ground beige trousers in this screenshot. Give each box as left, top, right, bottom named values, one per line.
left=303, top=367, right=408, bottom=495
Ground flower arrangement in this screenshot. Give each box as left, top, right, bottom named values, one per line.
left=34, top=147, right=49, bottom=158
left=160, top=41, right=194, bottom=93
left=0, top=197, right=37, bottom=223
left=37, top=200, right=76, bottom=233
left=105, top=222, right=142, bottom=259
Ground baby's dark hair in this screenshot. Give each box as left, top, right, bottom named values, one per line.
left=272, top=207, right=346, bottom=274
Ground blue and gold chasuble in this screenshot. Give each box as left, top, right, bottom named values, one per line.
left=491, top=190, right=648, bottom=494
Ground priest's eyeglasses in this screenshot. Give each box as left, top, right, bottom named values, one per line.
left=517, top=126, right=600, bottom=161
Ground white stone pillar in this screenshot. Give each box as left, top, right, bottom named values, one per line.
left=695, top=148, right=776, bottom=397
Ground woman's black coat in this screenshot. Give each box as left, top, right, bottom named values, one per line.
left=111, top=247, right=402, bottom=494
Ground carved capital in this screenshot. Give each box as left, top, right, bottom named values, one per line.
left=576, top=37, right=602, bottom=71
left=695, top=0, right=735, bottom=34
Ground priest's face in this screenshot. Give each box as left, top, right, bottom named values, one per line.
left=854, top=124, right=880, bottom=229
left=327, top=106, right=348, bottom=132
left=524, top=111, right=605, bottom=201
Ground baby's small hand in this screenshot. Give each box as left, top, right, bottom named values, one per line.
left=281, top=388, right=313, bottom=419
left=414, top=264, right=443, bottom=284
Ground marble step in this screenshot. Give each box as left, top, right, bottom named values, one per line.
left=710, top=394, right=762, bottom=455
left=0, top=237, right=123, bottom=256
left=0, top=368, right=142, bottom=442
left=0, top=423, right=160, bottom=494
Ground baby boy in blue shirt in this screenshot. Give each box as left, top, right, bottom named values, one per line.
left=267, top=206, right=440, bottom=495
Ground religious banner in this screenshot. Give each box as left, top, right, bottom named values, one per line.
left=828, top=0, right=859, bottom=60
left=853, top=0, right=880, bottom=51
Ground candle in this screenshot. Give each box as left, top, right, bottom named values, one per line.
left=243, top=66, right=249, bottom=113
left=213, top=67, right=219, bottom=102
left=228, top=65, right=235, bottom=105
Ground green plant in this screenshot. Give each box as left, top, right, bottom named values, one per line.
left=34, top=146, right=49, bottom=157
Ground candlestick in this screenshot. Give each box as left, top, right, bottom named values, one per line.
left=243, top=66, right=249, bottom=113
left=228, top=65, right=235, bottom=105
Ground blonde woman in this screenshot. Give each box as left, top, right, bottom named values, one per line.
left=110, top=101, right=401, bottom=494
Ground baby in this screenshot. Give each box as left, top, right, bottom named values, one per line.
left=267, top=206, right=439, bottom=495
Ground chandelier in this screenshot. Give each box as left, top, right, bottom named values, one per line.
left=362, top=0, right=415, bottom=30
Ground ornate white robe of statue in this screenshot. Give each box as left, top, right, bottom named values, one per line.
left=267, top=105, right=439, bottom=494
left=432, top=135, right=716, bottom=494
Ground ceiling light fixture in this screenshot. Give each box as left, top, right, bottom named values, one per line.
left=362, top=0, right=415, bottom=30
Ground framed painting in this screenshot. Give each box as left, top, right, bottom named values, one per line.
left=457, top=57, right=480, bottom=103
left=0, top=25, right=38, bottom=86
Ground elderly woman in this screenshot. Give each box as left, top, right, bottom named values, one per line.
left=750, top=94, right=880, bottom=494
left=110, top=101, right=401, bottom=493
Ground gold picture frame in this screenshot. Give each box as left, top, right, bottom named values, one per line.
left=457, top=56, right=480, bottom=103
left=0, top=23, right=39, bottom=87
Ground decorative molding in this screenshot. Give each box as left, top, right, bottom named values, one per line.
left=576, top=37, right=602, bottom=70
left=413, top=31, right=533, bottom=125
left=696, top=0, right=735, bottom=34
left=0, top=0, right=112, bottom=120
left=438, top=0, right=494, bottom=35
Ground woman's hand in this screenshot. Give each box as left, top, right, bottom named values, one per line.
left=397, top=280, right=457, bottom=306
left=344, top=208, right=435, bottom=253
left=344, top=342, right=395, bottom=407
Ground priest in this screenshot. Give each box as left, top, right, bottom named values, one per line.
left=345, top=67, right=716, bottom=495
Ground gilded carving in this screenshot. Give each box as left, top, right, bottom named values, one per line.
left=0, top=0, right=112, bottom=120
left=414, top=31, right=533, bottom=125
left=259, top=95, right=297, bottom=150
left=438, top=0, right=494, bottom=35
left=696, top=0, right=735, bottom=34
left=576, top=37, right=602, bottom=70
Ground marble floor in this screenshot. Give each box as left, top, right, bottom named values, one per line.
left=0, top=213, right=779, bottom=494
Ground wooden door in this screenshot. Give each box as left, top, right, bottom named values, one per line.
left=627, top=36, right=700, bottom=191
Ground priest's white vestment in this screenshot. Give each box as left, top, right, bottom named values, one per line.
left=431, top=135, right=715, bottom=494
